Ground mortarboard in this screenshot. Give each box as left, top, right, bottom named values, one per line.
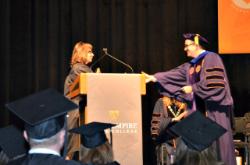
left=69, top=122, right=116, bottom=148
left=0, top=125, right=27, bottom=160
left=170, top=111, right=226, bottom=151
left=183, top=33, right=209, bottom=47
left=5, top=88, right=78, bottom=140
left=106, top=161, right=120, bottom=165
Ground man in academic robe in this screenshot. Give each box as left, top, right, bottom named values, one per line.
left=145, top=33, right=236, bottom=165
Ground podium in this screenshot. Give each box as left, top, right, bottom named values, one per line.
left=67, top=73, right=146, bottom=165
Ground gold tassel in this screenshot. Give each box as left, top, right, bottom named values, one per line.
left=194, top=34, right=199, bottom=45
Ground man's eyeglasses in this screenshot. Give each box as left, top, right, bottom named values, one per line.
left=184, top=43, right=195, bottom=48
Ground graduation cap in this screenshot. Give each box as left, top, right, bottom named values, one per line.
left=106, top=161, right=120, bottom=165
left=5, top=88, right=78, bottom=140
left=170, top=111, right=226, bottom=151
left=69, top=122, right=116, bottom=148
left=0, top=125, right=27, bottom=160
left=183, top=33, right=209, bottom=47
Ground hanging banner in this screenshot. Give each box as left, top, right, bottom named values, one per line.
left=218, top=0, right=250, bottom=54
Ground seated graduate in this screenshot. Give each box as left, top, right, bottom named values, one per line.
left=170, top=111, right=226, bottom=165
left=151, top=97, right=186, bottom=165
left=69, top=122, right=120, bottom=165
left=151, top=97, right=187, bottom=144
left=5, top=88, right=88, bottom=165
left=0, top=125, right=27, bottom=165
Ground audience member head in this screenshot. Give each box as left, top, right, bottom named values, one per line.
left=5, top=88, right=78, bottom=155
left=170, top=111, right=226, bottom=165
left=0, top=125, right=27, bottom=165
left=79, top=141, right=114, bottom=164
left=69, top=122, right=116, bottom=164
left=173, top=138, right=225, bottom=165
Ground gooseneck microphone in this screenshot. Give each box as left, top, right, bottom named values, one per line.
left=102, top=48, right=108, bottom=55
left=102, top=48, right=134, bottom=73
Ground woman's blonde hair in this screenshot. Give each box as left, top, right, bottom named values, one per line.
left=71, top=42, right=93, bottom=66
left=79, top=141, right=114, bottom=164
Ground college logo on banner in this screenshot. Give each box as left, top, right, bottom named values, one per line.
left=218, top=0, right=250, bottom=53
left=109, top=110, right=120, bottom=121
left=232, top=0, right=250, bottom=9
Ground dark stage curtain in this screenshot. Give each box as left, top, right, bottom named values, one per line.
left=1, top=0, right=250, bottom=164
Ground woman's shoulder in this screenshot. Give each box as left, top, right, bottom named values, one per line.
left=72, top=63, right=93, bottom=73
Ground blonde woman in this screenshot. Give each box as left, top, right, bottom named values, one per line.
left=64, top=42, right=94, bottom=160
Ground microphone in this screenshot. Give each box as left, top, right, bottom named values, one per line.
left=103, top=48, right=108, bottom=55
left=102, top=48, right=134, bottom=73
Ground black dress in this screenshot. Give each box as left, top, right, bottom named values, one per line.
left=64, top=63, right=93, bottom=157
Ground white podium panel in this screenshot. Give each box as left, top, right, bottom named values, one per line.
left=85, top=73, right=144, bottom=165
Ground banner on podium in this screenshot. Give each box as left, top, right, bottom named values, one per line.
left=84, top=73, right=145, bottom=165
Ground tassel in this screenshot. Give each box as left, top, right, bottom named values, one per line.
left=194, top=34, right=199, bottom=45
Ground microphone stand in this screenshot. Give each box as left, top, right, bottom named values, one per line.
left=102, top=48, right=134, bottom=73
left=90, top=54, right=106, bottom=71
